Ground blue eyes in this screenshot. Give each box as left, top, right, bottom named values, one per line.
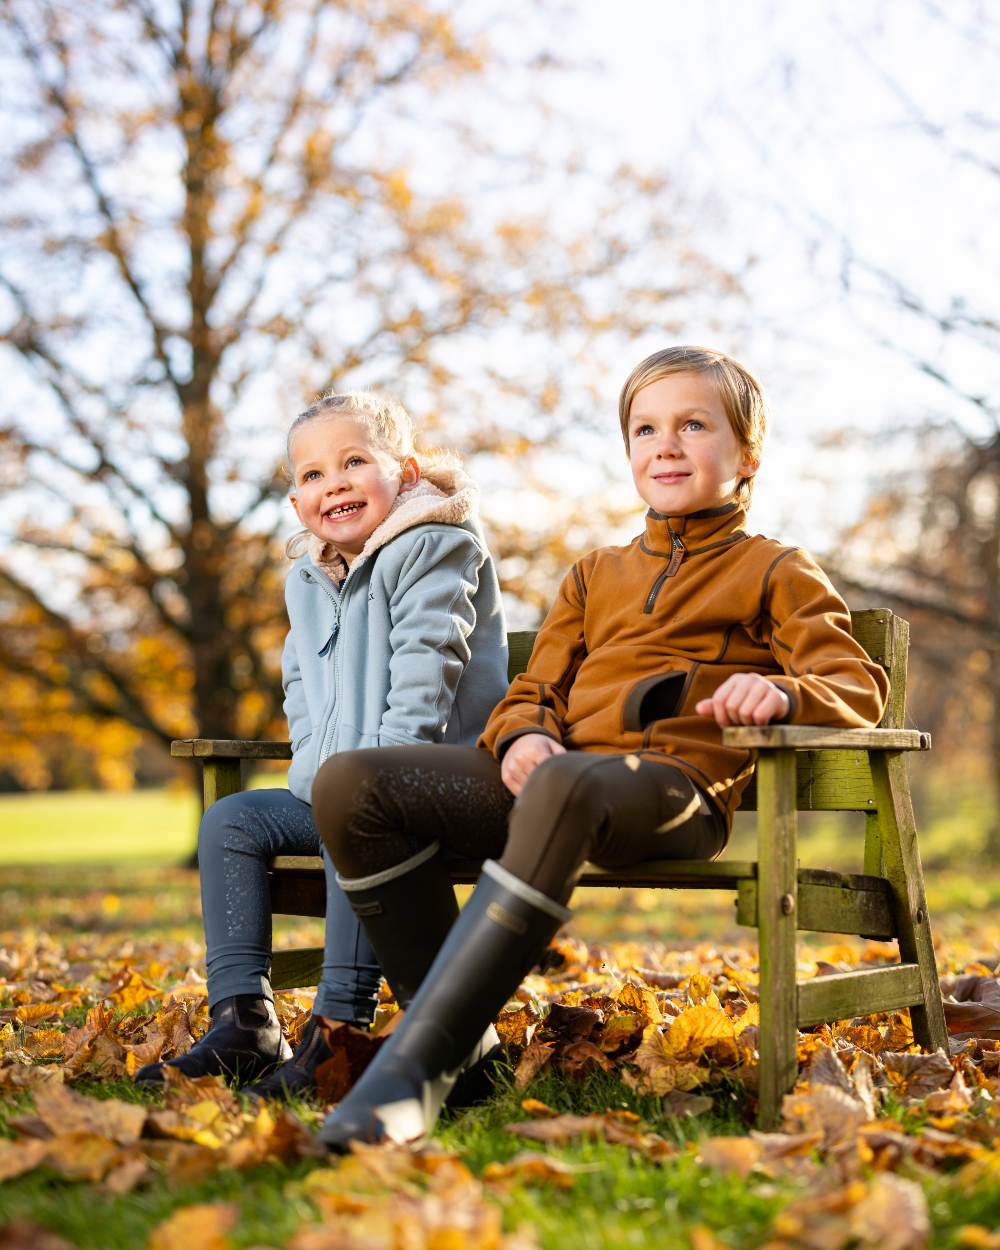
left=300, top=456, right=366, bottom=483
left=633, top=420, right=705, bottom=437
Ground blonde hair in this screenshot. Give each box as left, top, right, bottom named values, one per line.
left=618, top=346, right=768, bottom=504
left=285, top=390, right=460, bottom=557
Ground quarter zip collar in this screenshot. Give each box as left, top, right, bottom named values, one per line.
left=641, top=501, right=746, bottom=557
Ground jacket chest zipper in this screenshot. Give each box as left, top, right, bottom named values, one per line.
left=643, top=534, right=685, bottom=614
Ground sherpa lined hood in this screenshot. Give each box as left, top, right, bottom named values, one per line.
left=306, top=467, right=478, bottom=583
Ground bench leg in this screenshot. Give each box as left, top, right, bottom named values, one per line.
left=756, top=748, right=799, bottom=1129
left=869, top=752, right=948, bottom=1053
left=203, top=759, right=243, bottom=809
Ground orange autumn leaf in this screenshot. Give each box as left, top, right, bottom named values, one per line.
left=147, top=1203, right=239, bottom=1250
left=663, top=1005, right=738, bottom=1063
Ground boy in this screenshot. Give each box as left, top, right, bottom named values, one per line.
left=309, top=346, right=889, bottom=1149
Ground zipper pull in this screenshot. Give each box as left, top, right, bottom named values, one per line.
left=318, top=620, right=339, bottom=657
left=666, top=534, right=685, bottom=576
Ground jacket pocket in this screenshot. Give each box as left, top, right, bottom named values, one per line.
left=622, top=670, right=688, bottom=732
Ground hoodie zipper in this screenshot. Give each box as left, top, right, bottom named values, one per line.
left=643, top=530, right=685, bottom=614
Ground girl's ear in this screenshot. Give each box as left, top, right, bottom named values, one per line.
left=289, top=492, right=304, bottom=524
left=399, top=456, right=421, bottom=493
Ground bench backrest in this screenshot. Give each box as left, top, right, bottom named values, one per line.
left=505, top=609, right=906, bottom=814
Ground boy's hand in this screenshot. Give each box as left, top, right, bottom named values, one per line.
left=501, top=733, right=566, bottom=796
left=695, top=674, right=791, bottom=727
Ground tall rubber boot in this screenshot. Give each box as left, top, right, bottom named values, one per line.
left=334, top=842, right=503, bottom=1110
left=336, top=841, right=460, bottom=1009
left=317, top=859, right=570, bottom=1149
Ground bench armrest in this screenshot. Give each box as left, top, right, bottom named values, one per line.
left=721, top=725, right=930, bottom=751
left=171, top=738, right=293, bottom=761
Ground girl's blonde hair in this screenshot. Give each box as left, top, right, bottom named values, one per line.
left=618, top=346, right=768, bottom=504
left=285, top=390, right=460, bottom=557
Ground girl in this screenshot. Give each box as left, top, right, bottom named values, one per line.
left=308, top=346, right=889, bottom=1148
left=135, top=391, right=508, bottom=1100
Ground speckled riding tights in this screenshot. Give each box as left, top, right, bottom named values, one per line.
left=198, top=788, right=381, bottom=1021
left=313, top=745, right=726, bottom=905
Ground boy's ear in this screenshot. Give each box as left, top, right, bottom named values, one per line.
left=738, top=451, right=760, bottom=480
left=399, top=456, right=421, bottom=492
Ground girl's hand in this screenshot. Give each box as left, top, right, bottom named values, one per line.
left=695, top=674, right=791, bottom=727
left=501, top=733, right=566, bottom=796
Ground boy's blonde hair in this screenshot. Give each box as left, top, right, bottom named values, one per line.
left=618, top=346, right=768, bottom=504
left=285, top=390, right=460, bottom=557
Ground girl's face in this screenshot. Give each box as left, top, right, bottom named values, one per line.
left=289, top=416, right=419, bottom=564
left=627, top=371, right=757, bottom=516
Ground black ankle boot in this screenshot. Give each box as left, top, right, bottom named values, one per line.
left=317, top=860, right=569, bottom=1149
left=243, top=1014, right=348, bottom=1102
left=133, top=994, right=291, bottom=1087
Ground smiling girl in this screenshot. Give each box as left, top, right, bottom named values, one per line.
left=135, top=391, right=508, bottom=1101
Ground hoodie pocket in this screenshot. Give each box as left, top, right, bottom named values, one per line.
left=622, top=670, right=688, bottom=732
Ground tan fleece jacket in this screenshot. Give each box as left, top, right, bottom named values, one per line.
left=479, top=501, right=889, bottom=828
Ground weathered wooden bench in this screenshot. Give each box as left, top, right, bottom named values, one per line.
left=172, top=608, right=948, bottom=1125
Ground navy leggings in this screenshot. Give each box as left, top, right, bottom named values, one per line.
left=314, top=745, right=727, bottom=905
left=198, top=788, right=381, bottom=1021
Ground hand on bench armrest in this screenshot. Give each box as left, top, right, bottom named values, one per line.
left=720, top=725, right=930, bottom=751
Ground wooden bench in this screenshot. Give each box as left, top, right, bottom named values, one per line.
left=172, top=609, right=948, bottom=1126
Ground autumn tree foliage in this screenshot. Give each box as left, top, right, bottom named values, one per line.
left=0, top=0, right=741, bottom=790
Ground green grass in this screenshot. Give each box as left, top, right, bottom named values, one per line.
left=0, top=789, right=199, bottom=864
left=3, top=786, right=1000, bottom=1247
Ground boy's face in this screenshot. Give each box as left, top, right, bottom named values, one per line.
left=289, top=416, right=418, bottom=564
left=627, top=371, right=758, bottom=516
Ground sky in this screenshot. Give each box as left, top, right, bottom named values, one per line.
left=547, top=0, right=998, bottom=549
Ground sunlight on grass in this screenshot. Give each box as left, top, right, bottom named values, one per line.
left=0, top=789, right=199, bottom=864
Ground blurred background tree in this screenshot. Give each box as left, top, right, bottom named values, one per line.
left=0, top=0, right=743, bottom=792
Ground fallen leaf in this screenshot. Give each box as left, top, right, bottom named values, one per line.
left=556, top=1039, right=614, bottom=1078
left=147, top=1203, right=239, bottom=1250
left=482, top=1150, right=578, bottom=1189
left=513, top=1040, right=555, bottom=1089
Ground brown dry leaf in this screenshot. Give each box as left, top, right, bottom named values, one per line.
left=32, top=1082, right=147, bottom=1144
left=940, top=974, right=1000, bottom=1040
left=543, top=1003, right=603, bottom=1041
left=42, top=1132, right=124, bottom=1182
left=659, top=1090, right=713, bottom=1118
left=925, top=1071, right=974, bottom=1114
left=0, top=1222, right=78, bottom=1250
left=505, top=1112, right=613, bottom=1146
left=847, top=1174, right=929, bottom=1250
left=0, top=1137, right=49, bottom=1181
left=505, top=1111, right=675, bottom=1161
left=147, top=1203, right=239, bottom=1250
left=556, top=1039, right=614, bottom=1078
left=482, top=1151, right=578, bottom=1190
left=882, top=1051, right=955, bottom=1100
left=781, top=1083, right=873, bottom=1152
left=697, top=1136, right=763, bottom=1178
left=513, top=1040, right=555, bottom=1089
left=0, top=1063, right=64, bottom=1090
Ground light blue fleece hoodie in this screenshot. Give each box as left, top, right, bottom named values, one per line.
left=282, top=469, right=509, bottom=803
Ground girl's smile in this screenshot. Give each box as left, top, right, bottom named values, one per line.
left=289, top=417, right=419, bottom=564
